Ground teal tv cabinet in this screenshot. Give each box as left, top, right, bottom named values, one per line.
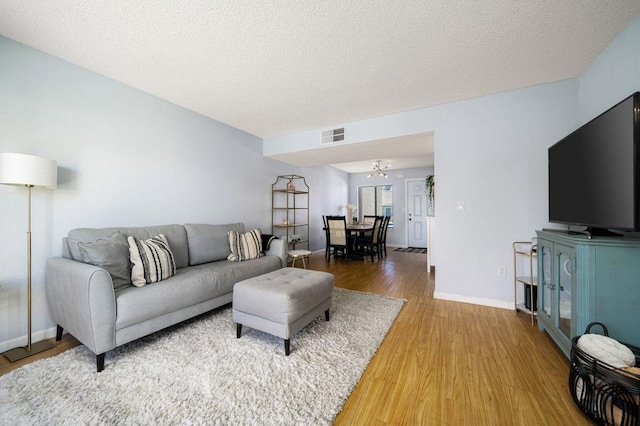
left=536, top=229, right=640, bottom=357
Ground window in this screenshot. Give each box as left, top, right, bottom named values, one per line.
left=357, top=185, right=393, bottom=226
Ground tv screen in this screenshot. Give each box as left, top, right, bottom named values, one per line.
left=548, top=92, right=640, bottom=235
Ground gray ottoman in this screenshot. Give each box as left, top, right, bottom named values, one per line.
left=233, top=267, right=335, bottom=355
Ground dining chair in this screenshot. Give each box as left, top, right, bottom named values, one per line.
left=326, top=215, right=350, bottom=263
left=362, top=215, right=376, bottom=225
left=379, top=216, right=391, bottom=258
left=356, top=216, right=383, bottom=261
left=322, top=215, right=330, bottom=260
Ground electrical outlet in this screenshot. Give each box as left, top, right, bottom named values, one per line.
left=498, top=266, right=507, bottom=276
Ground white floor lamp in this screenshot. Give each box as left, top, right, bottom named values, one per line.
left=0, top=153, right=57, bottom=362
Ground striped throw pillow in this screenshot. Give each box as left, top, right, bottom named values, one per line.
left=127, top=234, right=177, bottom=287
left=227, top=229, right=263, bottom=261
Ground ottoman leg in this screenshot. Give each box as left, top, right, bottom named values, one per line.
left=285, top=339, right=290, bottom=356
left=325, top=309, right=330, bottom=321
left=236, top=323, right=242, bottom=338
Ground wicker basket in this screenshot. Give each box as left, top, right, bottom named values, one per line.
left=569, top=322, right=640, bottom=425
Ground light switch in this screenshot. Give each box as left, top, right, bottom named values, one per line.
left=456, top=201, right=465, bottom=211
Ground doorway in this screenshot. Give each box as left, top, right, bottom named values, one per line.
left=406, top=178, right=428, bottom=248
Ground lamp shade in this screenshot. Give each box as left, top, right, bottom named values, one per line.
left=0, top=153, right=57, bottom=189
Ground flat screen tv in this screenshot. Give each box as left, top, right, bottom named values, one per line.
left=548, top=92, right=640, bottom=238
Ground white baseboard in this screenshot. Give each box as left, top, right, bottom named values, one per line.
left=433, top=292, right=513, bottom=310
left=0, top=326, right=58, bottom=354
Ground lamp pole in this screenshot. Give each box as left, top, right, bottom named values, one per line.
left=26, top=184, right=33, bottom=352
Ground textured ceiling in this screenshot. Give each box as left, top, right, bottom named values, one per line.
left=1, top=1, right=639, bottom=172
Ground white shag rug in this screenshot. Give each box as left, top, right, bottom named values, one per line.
left=0, top=288, right=404, bottom=425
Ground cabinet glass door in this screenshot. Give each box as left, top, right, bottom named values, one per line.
left=539, top=244, right=552, bottom=318
left=557, top=250, right=573, bottom=338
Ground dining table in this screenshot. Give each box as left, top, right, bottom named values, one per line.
left=346, top=223, right=374, bottom=233
left=345, top=223, right=374, bottom=259
left=323, top=221, right=374, bottom=261
left=324, top=223, right=373, bottom=235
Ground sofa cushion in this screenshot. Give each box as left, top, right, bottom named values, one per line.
left=228, top=229, right=263, bottom=262
left=78, top=232, right=132, bottom=291
left=183, top=223, right=245, bottom=265
left=115, top=255, right=281, bottom=330
left=67, top=225, right=189, bottom=269
left=127, top=234, right=177, bottom=287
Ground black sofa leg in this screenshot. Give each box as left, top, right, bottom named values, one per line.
left=56, top=325, right=63, bottom=341
left=325, top=309, right=330, bottom=321
left=236, top=323, right=242, bottom=338
left=285, top=339, right=291, bottom=356
left=96, top=354, right=105, bottom=373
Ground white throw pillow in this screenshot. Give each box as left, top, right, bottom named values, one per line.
left=227, top=229, right=263, bottom=262
left=127, top=234, right=176, bottom=287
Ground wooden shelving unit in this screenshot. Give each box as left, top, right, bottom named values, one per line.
left=513, top=239, right=537, bottom=325
left=272, top=175, right=309, bottom=250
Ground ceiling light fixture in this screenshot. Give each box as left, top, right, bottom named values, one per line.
left=367, top=160, right=389, bottom=178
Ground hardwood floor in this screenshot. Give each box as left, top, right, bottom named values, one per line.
left=0, top=249, right=590, bottom=425
left=0, top=332, right=79, bottom=377
left=309, top=250, right=590, bottom=425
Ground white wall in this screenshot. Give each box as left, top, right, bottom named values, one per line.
left=433, top=83, right=579, bottom=307
left=0, top=36, right=349, bottom=351
left=296, top=166, right=349, bottom=253
left=264, top=15, right=640, bottom=309
left=578, top=15, right=640, bottom=124
left=265, top=81, right=578, bottom=309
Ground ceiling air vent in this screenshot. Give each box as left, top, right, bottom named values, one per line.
left=321, top=128, right=345, bottom=144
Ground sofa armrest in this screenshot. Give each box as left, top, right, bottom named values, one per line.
left=45, top=257, right=117, bottom=355
left=265, top=238, right=287, bottom=268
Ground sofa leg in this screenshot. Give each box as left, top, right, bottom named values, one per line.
left=56, top=325, right=63, bottom=341
left=96, top=354, right=105, bottom=373
left=325, top=309, right=330, bottom=321
left=285, top=339, right=290, bottom=356
left=236, top=323, right=242, bottom=338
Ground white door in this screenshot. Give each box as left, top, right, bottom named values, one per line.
left=407, top=179, right=428, bottom=248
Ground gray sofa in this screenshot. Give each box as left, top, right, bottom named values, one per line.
left=45, top=223, right=287, bottom=372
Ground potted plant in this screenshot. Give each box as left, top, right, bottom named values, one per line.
left=425, top=175, right=434, bottom=207
left=346, top=204, right=358, bottom=224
